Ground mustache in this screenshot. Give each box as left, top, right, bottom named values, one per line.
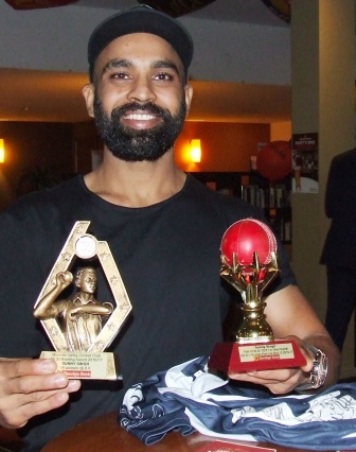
left=111, top=102, right=167, bottom=119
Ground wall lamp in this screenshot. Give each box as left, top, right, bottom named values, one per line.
left=190, top=139, right=202, bottom=163
left=0, top=139, right=5, bottom=163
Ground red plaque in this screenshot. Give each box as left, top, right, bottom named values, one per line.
left=209, top=340, right=306, bottom=373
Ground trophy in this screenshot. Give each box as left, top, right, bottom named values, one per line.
left=33, top=221, right=132, bottom=380
left=208, top=218, right=306, bottom=373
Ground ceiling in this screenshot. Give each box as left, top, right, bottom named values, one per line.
left=76, top=0, right=289, bottom=26
left=0, top=0, right=291, bottom=124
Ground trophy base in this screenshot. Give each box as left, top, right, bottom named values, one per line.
left=208, top=340, right=306, bottom=373
left=40, top=351, right=121, bottom=380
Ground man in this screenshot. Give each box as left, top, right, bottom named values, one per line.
left=34, top=268, right=113, bottom=351
left=320, top=148, right=356, bottom=351
left=0, top=5, right=340, bottom=450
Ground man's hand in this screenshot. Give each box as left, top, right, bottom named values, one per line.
left=227, top=336, right=315, bottom=395
left=56, top=271, right=73, bottom=291
left=0, top=358, right=81, bottom=429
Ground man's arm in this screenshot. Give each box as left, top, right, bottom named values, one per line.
left=228, top=284, right=340, bottom=394
left=68, top=302, right=113, bottom=318
left=34, top=271, right=73, bottom=319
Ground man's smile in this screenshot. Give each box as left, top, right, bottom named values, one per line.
left=121, top=110, right=162, bottom=129
left=123, top=113, right=156, bottom=121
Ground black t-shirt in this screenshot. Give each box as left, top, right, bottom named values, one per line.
left=0, top=174, right=296, bottom=450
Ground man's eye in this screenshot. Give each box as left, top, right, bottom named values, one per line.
left=155, top=72, right=174, bottom=81
left=109, top=72, right=129, bottom=80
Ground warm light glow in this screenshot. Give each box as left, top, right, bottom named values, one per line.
left=0, top=139, right=5, bottom=163
left=190, top=139, right=201, bottom=163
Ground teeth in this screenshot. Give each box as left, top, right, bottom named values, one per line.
left=124, top=113, right=155, bottom=120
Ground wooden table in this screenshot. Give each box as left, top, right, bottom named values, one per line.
left=42, top=412, right=351, bottom=452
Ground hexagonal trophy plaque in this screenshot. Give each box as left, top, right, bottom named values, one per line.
left=34, top=221, right=132, bottom=380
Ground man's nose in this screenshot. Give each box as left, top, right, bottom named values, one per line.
left=127, top=76, right=157, bottom=103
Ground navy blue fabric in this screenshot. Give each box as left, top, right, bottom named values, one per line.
left=119, top=365, right=196, bottom=444
left=119, top=356, right=356, bottom=450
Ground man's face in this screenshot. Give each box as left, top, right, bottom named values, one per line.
left=79, top=269, right=97, bottom=294
left=83, top=33, right=193, bottom=162
left=93, top=92, right=187, bottom=161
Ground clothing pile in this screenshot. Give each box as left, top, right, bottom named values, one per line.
left=119, top=356, right=356, bottom=450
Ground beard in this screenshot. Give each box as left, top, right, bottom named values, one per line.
left=93, top=95, right=187, bottom=162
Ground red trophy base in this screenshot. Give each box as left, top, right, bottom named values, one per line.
left=208, top=340, right=306, bottom=373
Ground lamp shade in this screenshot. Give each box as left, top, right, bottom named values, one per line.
left=190, top=139, right=202, bottom=163
left=0, top=139, right=5, bottom=163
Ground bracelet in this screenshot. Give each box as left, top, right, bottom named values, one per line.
left=295, top=344, right=329, bottom=392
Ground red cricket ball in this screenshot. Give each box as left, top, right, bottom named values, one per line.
left=221, top=218, right=277, bottom=266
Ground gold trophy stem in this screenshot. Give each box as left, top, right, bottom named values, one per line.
left=235, top=298, right=273, bottom=344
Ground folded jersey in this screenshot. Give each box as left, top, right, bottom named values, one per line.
left=119, top=355, right=356, bottom=450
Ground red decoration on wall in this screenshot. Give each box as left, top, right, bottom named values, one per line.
left=5, top=0, right=78, bottom=9
left=256, top=140, right=292, bottom=182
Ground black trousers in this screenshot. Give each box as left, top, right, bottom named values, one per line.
left=325, top=264, right=356, bottom=351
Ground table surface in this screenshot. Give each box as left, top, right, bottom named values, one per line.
left=42, top=412, right=354, bottom=452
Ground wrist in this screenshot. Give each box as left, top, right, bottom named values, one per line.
left=295, top=344, right=329, bottom=393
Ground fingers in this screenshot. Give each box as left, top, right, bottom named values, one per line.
left=0, top=358, right=57, bottom=380
left=1, top=380, right=80, bottom=429
left=227, top=336, right=317, bottom=394
left=0, top=358, right=81, bottom=429
left=57, top=271, right=73, bottom=287
left=228, top=367, right=303, bottom=395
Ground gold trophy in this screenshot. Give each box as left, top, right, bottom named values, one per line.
left=209, top=218, right=306, bottom=373
left=34, top=221, right=132, bottom=380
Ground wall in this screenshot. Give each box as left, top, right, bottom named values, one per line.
left=0, top=122, right=74, bottom=209
left=175, top=121, right=270, bottom=172
left=73, top=120, right=100, bottom=175
left=0, top=119, right=271, bottom=212
left=0, top=2, right=291, bottom=86
left=270, top=121, right=292, bottom=141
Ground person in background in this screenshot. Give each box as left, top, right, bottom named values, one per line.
left=0, top=5, right=340, bottom=450
left=321, top=148, right=356, bottom=351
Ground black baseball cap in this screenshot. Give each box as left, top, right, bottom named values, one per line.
left=87, top=5, right=194, bottom=81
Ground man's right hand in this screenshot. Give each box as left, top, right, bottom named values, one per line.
left=56, top=271, right=73, bottom=290
left=0, top=358, right=81, bottom=429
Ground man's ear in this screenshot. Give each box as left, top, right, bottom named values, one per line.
left=184, top=84, right=193, bottom=117
left=82, top=83, right=95, bottom=118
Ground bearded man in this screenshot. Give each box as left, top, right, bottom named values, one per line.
left=0, top=5, right=339, bottom=451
